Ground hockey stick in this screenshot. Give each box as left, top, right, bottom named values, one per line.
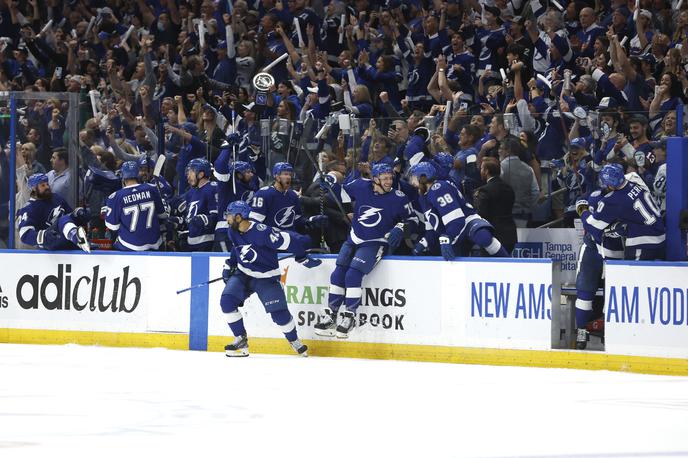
left=175, top=248, right=329, bottom=294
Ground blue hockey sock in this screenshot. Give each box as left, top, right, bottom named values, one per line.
left=473, top=229, right=509, bottom=257
left=575, top=293, right=594, bottom=328
left=221, top=294, right=246, bottom=336
left=270, top=309, right=298, bottom=342
left=328, top=265, right=347, bottom=312
left=344, top=268, right=364, bottom=312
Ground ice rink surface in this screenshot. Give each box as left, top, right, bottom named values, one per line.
left=2, top=343, right=688, bottom=458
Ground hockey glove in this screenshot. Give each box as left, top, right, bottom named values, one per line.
left=387, top=223, right=405, bottom=250
left=319, top=174, right=335, bottom=190
left=167, top=216, right=185, bottom=228
left=439, top=235, right=455, bottom=261
left=295, top=255, right=322, bottom=268
left=226, top=132, right=241, bottom=145
left=305, top=215, right=328, bottom=229
left=189, top=214, right=209, bottom=231
left=72, top=207, right=92, bottom=222
left=222, top=259, right=237, bottom=283
left=412, top=237, right=429, bottom=256
left=575, top=199, right=589, bottom=217
left=37, top=228, right=61, bottom=249
left=606, top=221, right=628, bottom=238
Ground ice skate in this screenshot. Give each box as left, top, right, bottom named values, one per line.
left=576, top=328, right=589, bottom=350
left=289, top=339, right=308, bottom=357
left=336, top=311, right=355, bottom=339
left=314, top=309, right=337, bottom=337
left=75, top=227, right=91, bottom=253
left=225, top=334, right=249, bottom=357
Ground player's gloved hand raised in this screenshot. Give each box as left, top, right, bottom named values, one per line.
left=319, top=174, right=335, bottom=190
left=412, top=237, right=428, bottom=256
left=439, top=235, right=455, bottom=261
left=387, top=223, right=405, bottom=250
left=305, top=215, right=328, bottom=229
left=222, top=259, right=237, bottom=283
left=296, top=255, right=322, bottom=268
left=189, top=214, right=209, bottom=231
left=73, top=207, right=91, bottom=221
left=575, top=199, right=589, bottom=217
left=37, top=228, right=61, bottom=249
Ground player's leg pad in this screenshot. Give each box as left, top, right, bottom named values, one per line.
left=221, top=294, right=247, bottom=338
left=471, top=227, right=508, bottom=257
left=343, top=268, right=364, bottom=312
left=328, top=266, right=347, bottom=311
left=225, top=334, right=249, bottom=357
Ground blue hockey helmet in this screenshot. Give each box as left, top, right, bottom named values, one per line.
left=409, top=162, right=437, bottom=182
left=432, top=152, right=454, bottom=172
left=187, top=158, right=212, bottom=178
left=27, top=173, right=49, bottom=189
left=120, top=161, right=140, bottom=180
left=136, top=154, right=154, bottom=170
left=231, top=160, right=253, bottom=175
left=272, top=162, right=294, bottom=177
left=225, top=200, right=251, bottom=219
left=371, top=163, right=394, bottom=177
left=599, top=163, right=625, bottom=188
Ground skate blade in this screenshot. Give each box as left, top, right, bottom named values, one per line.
left=335, top=331, right=350, bottom=339
left=77, top=227, right=91, bottom=253
left=314, top=328, right=336, bottom=337
left=225, top=348, right=249, bottom=357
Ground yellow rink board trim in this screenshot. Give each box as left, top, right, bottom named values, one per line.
left=2, top=329, right=687, bottom=376
left=207, top=336, right=688, bottom=377
left=0, top=328, right=188, bottom=350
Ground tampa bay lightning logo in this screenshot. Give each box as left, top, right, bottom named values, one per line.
left=425, top=210, right=440, bottom=231
left=274, top=206, right=295, bottom=227
left=49, top=207, right=65, bottom=225
left=239, top=244, right=258, bottom=263
left=358, top=206, right=383, bottom=228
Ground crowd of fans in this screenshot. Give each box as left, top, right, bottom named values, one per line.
left=0, top=0, right=681, bottom=253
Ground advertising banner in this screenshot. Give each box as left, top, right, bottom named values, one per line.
left=207, top=257, right=444, bottom=344
left=0, top=253, right=191, bottom=333
left=605, top=262, right=688, bottom=358
left=513, top=227, right=583, bottom=285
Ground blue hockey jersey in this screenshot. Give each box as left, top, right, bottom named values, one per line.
left=228, top=222, right=309, bottom=278
left=185, top=181, right=218, bottom=248
left=17, top=194, right=73, bottom=247
left=344, top=178, right=416, bottom=245
left=105, top=183, right=168, bottom=251
left=249, top=186, right=303, bottom=231
left=419, top=180, right=482, bottom=244
left=581, top=178, right=665, bottom=251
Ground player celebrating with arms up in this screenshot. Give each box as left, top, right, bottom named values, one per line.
left=314, top=163, right=417, bottom=339
left=221, top=201, right=322, bottom=357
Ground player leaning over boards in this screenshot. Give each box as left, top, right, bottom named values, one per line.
left=17, top=173, right=91, bottom=253
left=407, top=162, right=510, bottom=259
left=221, top=201, right=322, bottom=357
left=573, top=163, right=666, bottom=349
left=314, top=163, right=418, bottom=339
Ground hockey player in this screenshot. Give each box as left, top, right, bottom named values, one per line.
left=573, top=187, right=624, bottom=350
left=137, top=155, right=173, bottom=200
left=213, top=158, right=259, bottom=252
left=221, top=200, right=321, bottom=357
left=17, top=173, right=91, bottom=253
left=407, top=162, right=510, bottom=259
left=574, top=163, right=666, bottom=349
left=578, top=163, right=665, bottom=261
left=249, top=162, right=327, bottom=232
left=314, top=163, right=417, bottom=339
left=105, top=161, right=168, bottom=251
left=184, top=158, right=218, bottom=252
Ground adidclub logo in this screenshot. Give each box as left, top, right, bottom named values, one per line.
left=16, top=264, right=141, bottom=313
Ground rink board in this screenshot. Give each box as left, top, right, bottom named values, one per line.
left=1, top=250, right=688, bottom=376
